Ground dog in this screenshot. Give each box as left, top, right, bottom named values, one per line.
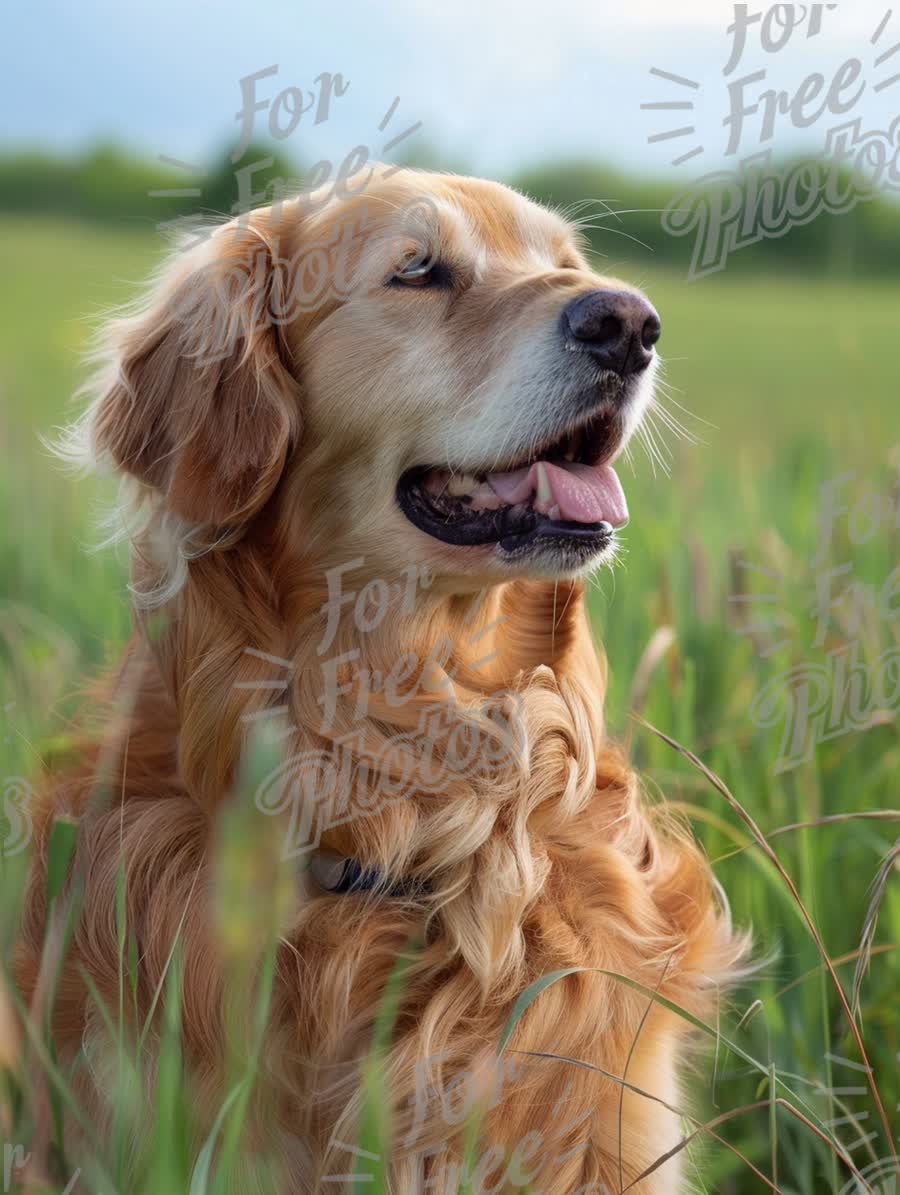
left=16, top=168, right=746, bottom=1193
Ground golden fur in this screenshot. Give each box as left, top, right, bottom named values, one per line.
left=15, top=169, right=747, bottom=1193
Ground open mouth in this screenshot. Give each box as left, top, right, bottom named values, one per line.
left=396, top=408, right=629, bottom=558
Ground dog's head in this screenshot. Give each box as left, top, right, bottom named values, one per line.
left=77, top=168, right=660, bottom=593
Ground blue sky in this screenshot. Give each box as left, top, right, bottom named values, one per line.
left=5, top=0, right=899, bottom=179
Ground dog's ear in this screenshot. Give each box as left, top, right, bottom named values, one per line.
left=87, top=215, right=302, bottom=529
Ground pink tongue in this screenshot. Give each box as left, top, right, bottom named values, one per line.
left=486, top=461, right=628, bottom=527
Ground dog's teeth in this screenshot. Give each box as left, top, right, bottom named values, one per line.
left=535, top=462, right=552, bottom=505
left=425, top=471, right=450, bottom=495
left=447, top=472, right=479, bottom=496
left=548, top=504, right=561, bottom=521
left=469, top=483, right=501, bottom=510
left=563, top=448, right=576, bottom=462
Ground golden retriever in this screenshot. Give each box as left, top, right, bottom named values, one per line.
left=15, top=168, right=746, bottom=1193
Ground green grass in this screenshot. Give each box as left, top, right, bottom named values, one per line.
left=1, top=215, right=898, bottom=1193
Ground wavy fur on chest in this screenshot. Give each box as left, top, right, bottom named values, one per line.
left=17, top=567, right=745, bottom=1194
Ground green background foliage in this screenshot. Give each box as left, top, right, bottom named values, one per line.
left=1, top=148, right=898, bottom=1192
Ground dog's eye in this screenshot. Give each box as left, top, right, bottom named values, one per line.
left=387, top=258, right=449, bottom=288
left=393, top=260, right=432, bottom=286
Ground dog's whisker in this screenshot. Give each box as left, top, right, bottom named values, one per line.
left=634, top=422, right=661, bottom=478
left=649, top=398, right=700, bottom=446
left=571, top=224, right=655, bottom=253
left=655, top=389, right=717, bottom=434
left=645, top=403, right=685, bottom=455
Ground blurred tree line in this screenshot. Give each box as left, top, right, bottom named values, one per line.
left=1, top=142, right=898, bottom=276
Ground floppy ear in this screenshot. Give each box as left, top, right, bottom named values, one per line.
left=88, top=215, right=302, bottom=529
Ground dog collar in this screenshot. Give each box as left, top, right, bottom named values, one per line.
left=309, top=851, right=430, bottom=899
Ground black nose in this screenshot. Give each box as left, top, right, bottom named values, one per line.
left=562, top=290, right=661, bottom=376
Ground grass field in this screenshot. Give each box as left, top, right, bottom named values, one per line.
left=1, top=215, right=898, bottom=1193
